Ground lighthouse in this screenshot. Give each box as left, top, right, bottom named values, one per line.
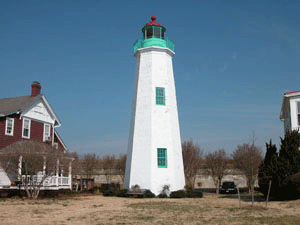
left=124, top=16, right=185, bottom=195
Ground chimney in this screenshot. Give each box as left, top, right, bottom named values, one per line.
left=31, top=81, right=42, bottom=97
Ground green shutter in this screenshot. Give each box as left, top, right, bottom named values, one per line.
left=157, top=148, right=167, bottom=168
left=156, top=87, right=165, bottom=105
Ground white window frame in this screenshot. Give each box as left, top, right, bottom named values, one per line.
left=5, top=118, right=14, bottom=136
left=22, top=118, right=31, bottom=139
left=43, top=123, right=51, bottom=142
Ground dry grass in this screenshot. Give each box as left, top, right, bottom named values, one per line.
left=0, top=193, right=300, bottom=224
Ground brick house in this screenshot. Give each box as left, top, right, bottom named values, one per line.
left=0, top=82, right=66, bottom=151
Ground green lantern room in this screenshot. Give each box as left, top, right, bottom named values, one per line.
left=133, top=16, right=174, bottom=53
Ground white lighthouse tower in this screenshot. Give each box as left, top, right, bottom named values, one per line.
left=124, top=16, right=185, bottom=195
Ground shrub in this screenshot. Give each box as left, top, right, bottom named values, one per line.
left=102, top=189, right=116, bottom=197
left=101, top=183, right=120, bottom=197
left=116, top=189, right=128, bottom=197
left=144, top=189, right=155, bottom=198
left=91, top=185, right=101, bottom=194
left=169, top=189, right=203, bottom=198
left=276, top=173, right=300, bottom=200
left=169, top=190, right=186, bottom=198
left=186, top=190, right=203, bottom=198
left=158, top=193, right=168, bottom=198
left=100, top=183, right=120, bottom=192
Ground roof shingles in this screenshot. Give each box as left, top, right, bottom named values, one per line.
left=0, top=95, right=42, bottom=117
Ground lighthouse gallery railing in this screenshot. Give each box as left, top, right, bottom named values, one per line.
left=133, top=37, right=175, bottom=54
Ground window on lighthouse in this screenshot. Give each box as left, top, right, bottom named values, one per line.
left=157, top=148, right=167, bottom=168
left=145, top=27, right=164, bottom=39
left=146, top=28, right=153, bottom=39
left=153, top=27, right=161, bottom=38
left=156, top=87, right=165, bottom=105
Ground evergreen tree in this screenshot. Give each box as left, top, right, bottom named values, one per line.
left=258, top=140, right=279, bottom=196
left=279, top=130, right=300, bottom=176
left=259, top=131, right=300, bottom=199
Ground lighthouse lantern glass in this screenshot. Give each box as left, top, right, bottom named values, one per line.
left=146, top=28, right=153, bottom=39
left=153, top=27, right=161, bottom=38
left=144, top=27, right=165, bottom=39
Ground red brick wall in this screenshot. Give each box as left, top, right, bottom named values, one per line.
left=0, top=116, right=54, bottom=150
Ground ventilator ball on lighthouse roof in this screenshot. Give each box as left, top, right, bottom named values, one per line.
left=144, top=16, right=163, bottom=27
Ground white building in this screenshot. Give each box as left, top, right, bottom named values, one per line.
left=124, top=16, right=185, bottom=195
left=280, top=91, right=300, bottom=132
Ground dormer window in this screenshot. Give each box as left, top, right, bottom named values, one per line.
left=22, top=118, right=31, bottom=139
left=5, top=118, right=14, bottom=136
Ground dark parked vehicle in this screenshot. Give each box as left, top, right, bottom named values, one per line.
left=220, top=181, right=237, bottom=194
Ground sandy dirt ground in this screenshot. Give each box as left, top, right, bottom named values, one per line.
left=0, top=194, right=300, bottom=225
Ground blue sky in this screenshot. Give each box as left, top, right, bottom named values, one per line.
left=1, top=0, right=300, bottom=156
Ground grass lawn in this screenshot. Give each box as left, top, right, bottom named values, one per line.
left=0, top=193, right=299, bottom=224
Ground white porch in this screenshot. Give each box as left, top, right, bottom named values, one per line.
left=21, top=174, right=72, bottom=190
left=0, top=155, right=73, bottom=192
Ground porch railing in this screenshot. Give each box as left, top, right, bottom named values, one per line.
left=21, top=175, right=71, bottom=187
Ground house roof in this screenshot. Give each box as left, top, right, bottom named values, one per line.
left=284, top=90, right=300, bottom=97
left=0, top=94, right=61, bottom=126
left=0, top=95, right=41, bottom=117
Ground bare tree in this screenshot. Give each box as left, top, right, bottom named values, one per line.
left=80, top=153, right=100, bottom=179
left=68, top=152, right=80, bottom=176
left=182, top=140, right=203, bottom=189
left=0, top=140, right=68, bottom=198
left=102, top=155, right=116, bottom=184
left=115, top=154, right=127, bottom=184
left=72, top=153, right=101, bottom=190
left=205, top=149, right=228, bottom=194
left=232, top=143, right=263, bottom=197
